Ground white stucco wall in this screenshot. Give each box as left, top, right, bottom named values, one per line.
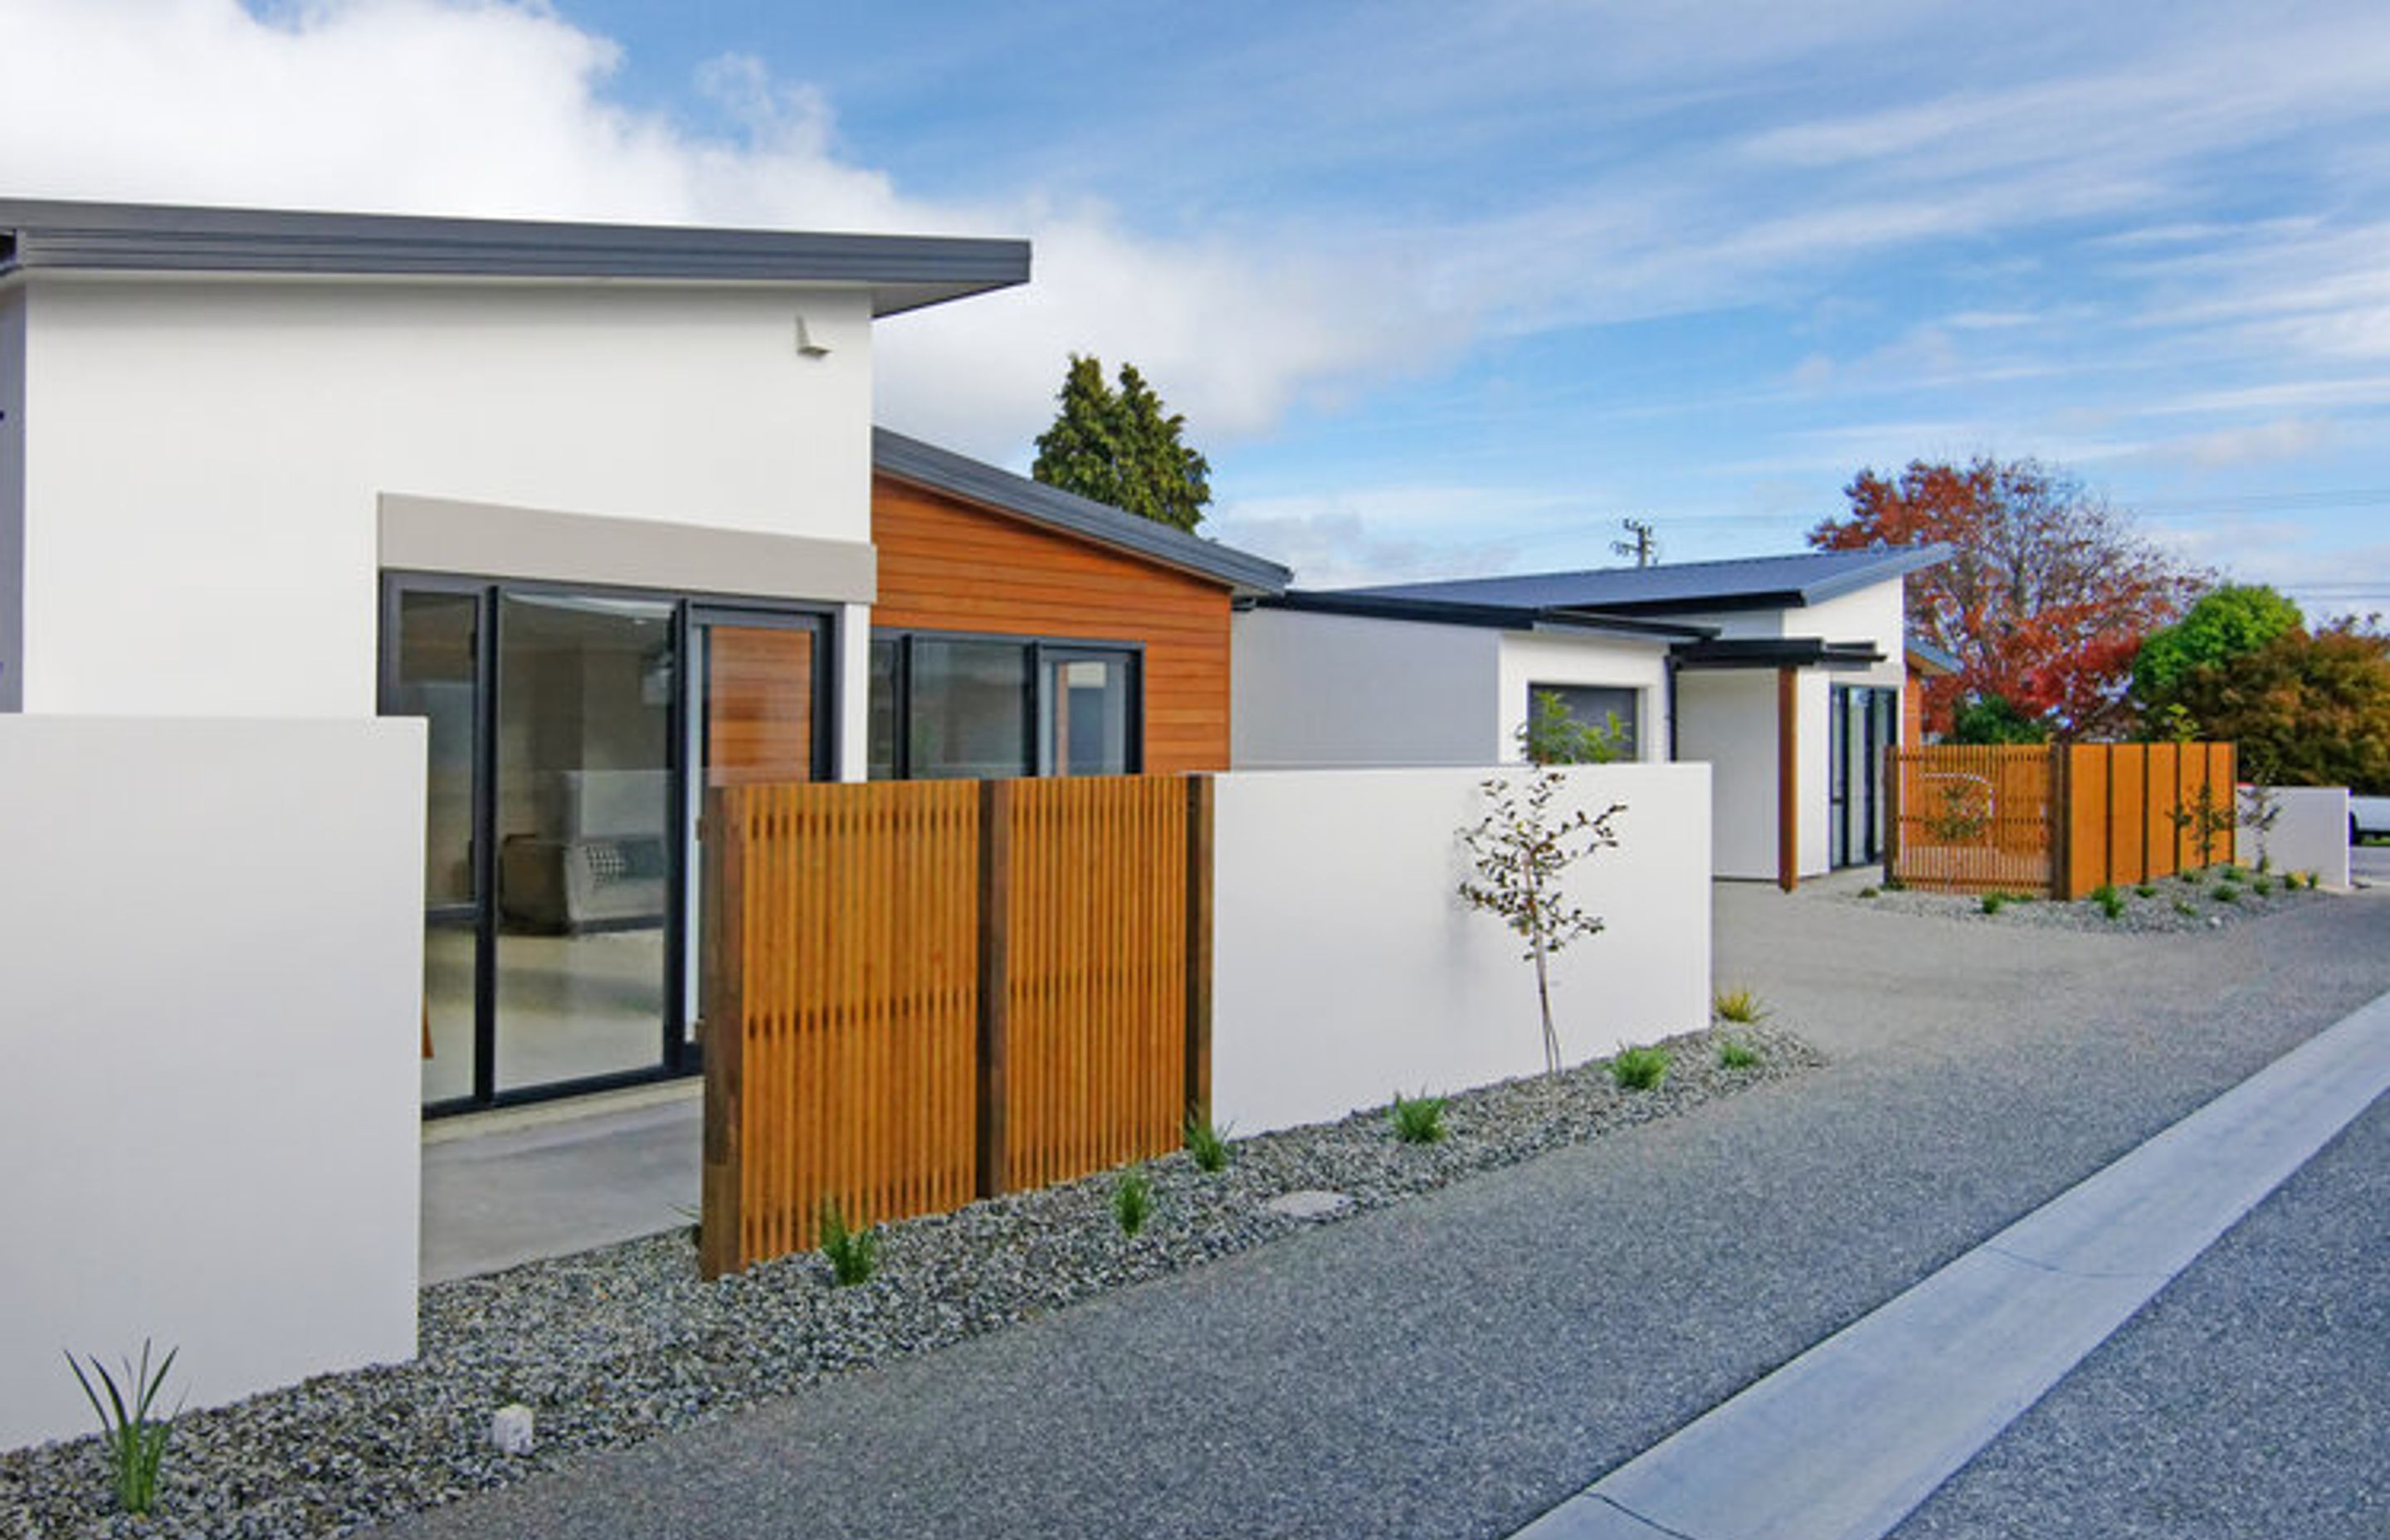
left=1495, top=631, right=1672, bottom=763
left=17, top=276, right=874, bottom=717
left=1796, top=583, right=1909, bottom=690
left=2236, top=786, right=2353, bottom=890
left=1677, top=669, right=1781, bottom=880
left=1212, top=763, right=1711, bottom=1134
left=1231, top=607, right=1500, bottom=767
left=0, top=717, right=425, bottom=1452
left=0, top=288, right=23, bottom=712
left=1672, top=582, right=1909, bottom=880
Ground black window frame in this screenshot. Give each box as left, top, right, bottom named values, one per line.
left=378, top=569, right=838, bottom=1117
left=869, top=627, right=1144, bottom=781
left=1525, top=680, right=1645, bottom=760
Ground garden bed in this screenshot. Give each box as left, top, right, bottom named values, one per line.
left=1838, top=865, right=2330, bottom=933
left=2, top=1022, right=1820, bottom=1540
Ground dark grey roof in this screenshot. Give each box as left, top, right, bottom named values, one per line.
left=0, top=197, right=1029, bottom=316
left=871, top=429, right=1290, bottom=596
left=1261, top=589, right=1708, bottom=643
left=1333, top=544, right=1950, bottom=616
left=1906, top=636, right=1962, bottom=674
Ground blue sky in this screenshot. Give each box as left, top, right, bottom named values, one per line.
left=8, top=1, right=2390, bottom=610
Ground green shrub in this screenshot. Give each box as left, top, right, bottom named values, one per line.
left=1183, top=1114, right=1232, bottom=1173
left=1717, top=1038, right=1760, bottom=1070
left=2222, top=865, right=2248, bottom=882
left=1714, top=987, right=1769, bottom=1025
left=1980, top=891, right=2009, bottom=915
left=1610, top=1045, right=1671, bottom=1090
left=2173, top=898, right=2198, bottom=917
left=2090, top=884, right=2125, bottom=920
left=1388, top=1091, right=1447, bottom=1144
left=1857, top=885, right=1880, bottom=899
left=1112, top=1167, right=1154, bottom=1235
left=2134, top=885, right=2157, bottom=899
left=2212, top=882, right=2241, bottom=904
left=817, top=1201, right=879, bottom=1287
left=1881, top=875, right=1907, bottom=892
left=66, top=1341, right=180, bottom=1516
left=2252, top=876, right=2275, bottom=896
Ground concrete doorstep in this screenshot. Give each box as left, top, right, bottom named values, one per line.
left=1514, top=988, right=2390, bottom=1540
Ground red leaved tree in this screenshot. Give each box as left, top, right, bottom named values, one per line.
left=1809, top=458, right=2207, bottom=740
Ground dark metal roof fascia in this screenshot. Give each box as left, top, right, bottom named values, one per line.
left=1258, top=591, right=1698, bottom=644
left=1670, top=638, right=1887, bottom=670
left=1258, top=590, right=1548, bottom=631
left=0, top=198, right=1031, bottom=317
left=1539, top=607, right=1718, bottom=641
left=1792, top=542, right=1953, bottom=604
left=871, top=428, right=1290, bottom=596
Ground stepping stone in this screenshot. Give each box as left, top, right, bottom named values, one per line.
left=1265, top=1189, right=1353, bottom=1221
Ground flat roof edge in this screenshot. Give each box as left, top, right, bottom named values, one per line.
left=0, top=198, right=1030, bottom=314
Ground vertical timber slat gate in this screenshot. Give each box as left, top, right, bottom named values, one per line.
left=700, top=776, right=1209, bottom=1278
left=1886, top=742, right=2236, bottom=899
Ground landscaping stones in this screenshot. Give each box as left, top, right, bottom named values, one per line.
left=1263, top=1189, right=1354, bottom=1221
left=0, top=1023, right=1817, bottom=1540
left=1841, top=872, right=2329, bottom=933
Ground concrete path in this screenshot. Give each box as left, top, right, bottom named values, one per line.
left=1516, top=985, right=2390, bottom=1540
left=372, top=882, right=2390, bottom=1539
left=420, top=1086, right=697, bottom=1285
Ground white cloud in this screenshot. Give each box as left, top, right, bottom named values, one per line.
left=0, top=0, right=1445, bottom=462
left=2168, top=418, right=2335, bottom=470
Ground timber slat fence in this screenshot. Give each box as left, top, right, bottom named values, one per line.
left=1887, top=742, right=2236, bottom=898
left=701, top=776, right=1209, bottom=1278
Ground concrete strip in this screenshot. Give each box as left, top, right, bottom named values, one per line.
left=1517, top=989, right=2390, bottom=1540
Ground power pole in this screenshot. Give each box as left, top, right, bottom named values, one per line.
left=1612, top=518, right=1657, bottom=568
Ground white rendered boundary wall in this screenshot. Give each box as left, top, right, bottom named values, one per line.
left=1212, top=763, right=1711, bottom=1134
left=0, top=719, right=426, bottom=1450
left=2237, top=786, right=2353, bottom=891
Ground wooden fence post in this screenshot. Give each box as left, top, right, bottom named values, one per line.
left=1183, top=775, right=1215, bottom=1127
left=1881, top=745, right=1903, bottom=878
left=699, top=787, right=748, bottom=1280
left=976, top=778, right=1012, bottom=1199
left=2047, top=742, right=2071, bottom=899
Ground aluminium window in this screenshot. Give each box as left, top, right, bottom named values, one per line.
left=870, top=631, right=1141, bottom=779
left=1529, top=682, right=1641, bottom=758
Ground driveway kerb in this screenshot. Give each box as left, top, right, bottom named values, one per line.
left=1514, top=984, right=2390, bottom=1540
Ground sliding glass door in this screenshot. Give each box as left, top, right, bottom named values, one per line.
left=490, top=592, right=677, bottom=1094
left=383, top=578, right=828, bottom=1112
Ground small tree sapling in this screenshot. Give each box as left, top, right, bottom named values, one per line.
left=1457, top=727, right=1626, bottom=1075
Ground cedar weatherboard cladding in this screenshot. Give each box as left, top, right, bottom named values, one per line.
left=871, top=473, right=1235, bottom=774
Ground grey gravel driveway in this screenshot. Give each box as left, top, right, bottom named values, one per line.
left=368, top=880, right=2390, bottom=1540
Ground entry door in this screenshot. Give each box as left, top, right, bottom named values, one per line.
left=683, top=611, right=830, bottom=1044
left=1830, top=686, right=1897, bottom=867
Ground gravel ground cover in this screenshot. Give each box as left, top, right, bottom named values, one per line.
left=1834, top=865, right=2329, bottom=933
left=1, top=1024, right=1817, bottom=1540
